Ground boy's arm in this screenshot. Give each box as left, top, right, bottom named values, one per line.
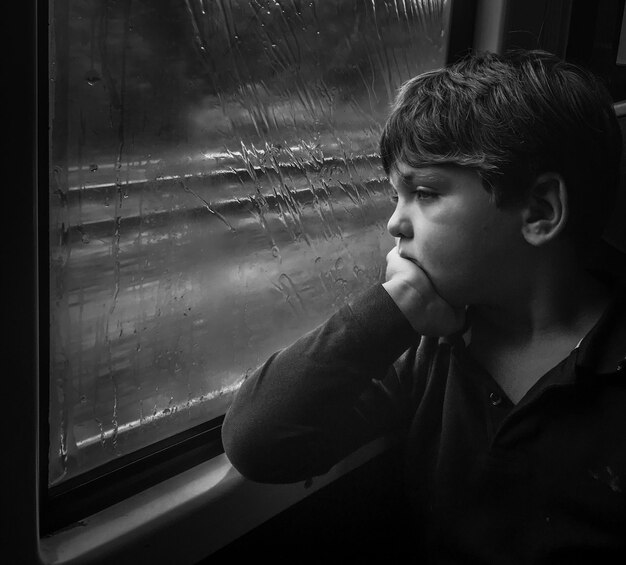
left=221, top=284, right=418, bottom=483
left=221, top=246, right=465, bottom=483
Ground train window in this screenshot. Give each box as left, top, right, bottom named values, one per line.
left=46, top=0, right=453, bottom=523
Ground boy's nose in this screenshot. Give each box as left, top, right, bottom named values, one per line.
left=387, top=206, right=413, bottom=239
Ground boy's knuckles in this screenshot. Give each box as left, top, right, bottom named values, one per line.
left=384, top=246, right=466, bottom=335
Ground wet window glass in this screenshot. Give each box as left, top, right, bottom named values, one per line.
left=49, top=0, right=451, bottom=486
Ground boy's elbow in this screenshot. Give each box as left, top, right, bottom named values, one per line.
left=221, top=411, right=334, bottom=484
left=221, top=412, right=299, bottom=483
left=220, top=409, right=261, bottom=479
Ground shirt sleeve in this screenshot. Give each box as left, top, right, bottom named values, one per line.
left=221, top=284, right=420, bottom=483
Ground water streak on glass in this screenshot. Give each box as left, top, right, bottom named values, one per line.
left=49, top=0, right=450, bottom=485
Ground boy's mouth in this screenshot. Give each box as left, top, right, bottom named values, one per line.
left=398, top=247, right=420, bottom=266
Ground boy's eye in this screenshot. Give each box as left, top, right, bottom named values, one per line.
left=390, top=188, right=437, bottom=203
left=414, top=188, right=437, bottom=200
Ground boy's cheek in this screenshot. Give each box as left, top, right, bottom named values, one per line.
left=411, top=231, right=487, bottom=302
left=429, top=276, right=470, bottom=308
left=424, top=253, right=479, bottom=306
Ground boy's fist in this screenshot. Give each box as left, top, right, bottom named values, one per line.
left=382, top=246, right=466, bottom=336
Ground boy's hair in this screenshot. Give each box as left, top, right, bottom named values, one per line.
left=380, top=49, right=622, bottom=243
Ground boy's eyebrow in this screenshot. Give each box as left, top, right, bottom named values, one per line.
left=393, top=167, right=450, bottom=186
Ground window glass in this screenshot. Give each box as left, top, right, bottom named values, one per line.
left=49, top=0, right=451, bottom=486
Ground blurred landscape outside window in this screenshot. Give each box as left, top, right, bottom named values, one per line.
left=49, top=0, right=451, bottom=486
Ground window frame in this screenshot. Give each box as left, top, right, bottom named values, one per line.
left=12, top=1, right=622, bottom=562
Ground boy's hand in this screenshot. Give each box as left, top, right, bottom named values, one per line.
left=382, top=246, right=466, bottom=336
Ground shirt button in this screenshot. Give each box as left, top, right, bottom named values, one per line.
left=489, top=392, right=502, bottom=406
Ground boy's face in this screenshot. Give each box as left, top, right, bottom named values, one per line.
left=388, top=161, right=528, bottom=307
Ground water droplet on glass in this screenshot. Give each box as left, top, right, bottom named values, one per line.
left=90, top=163, right=98, bottom=172
left=85, top=69, right=101, bottom=85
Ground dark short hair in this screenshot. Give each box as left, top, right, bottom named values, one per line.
left=380, top=49, right=622, bottom=242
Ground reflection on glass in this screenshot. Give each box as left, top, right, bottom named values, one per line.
left=49, top=0, right=450, bottom=485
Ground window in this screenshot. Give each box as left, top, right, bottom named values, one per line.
left=46, top=0, right=451, bottom=527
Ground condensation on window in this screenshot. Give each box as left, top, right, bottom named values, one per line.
left=48, top=0, right=450, bottom=486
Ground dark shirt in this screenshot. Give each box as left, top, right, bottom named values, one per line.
left=222, top=283, right=626, bottom=564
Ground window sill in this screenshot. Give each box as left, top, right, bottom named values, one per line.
left=39, top=436, right=391, bottom=565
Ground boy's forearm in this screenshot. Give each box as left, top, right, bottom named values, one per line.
left=221, top=284, right=417, bottom=483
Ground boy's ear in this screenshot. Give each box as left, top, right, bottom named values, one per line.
left=521, top=173, right=569, bottom=246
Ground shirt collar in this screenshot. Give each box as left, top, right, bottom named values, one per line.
left=574, top=275, right=626, bottom=379
left=456, top=272, right=626, bottom=383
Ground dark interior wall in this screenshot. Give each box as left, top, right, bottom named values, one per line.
left=503, top=0, right=573, bottom=57
left=502, top=0, right=626, bottom=101
left=566, top=0, right=626, bottom=100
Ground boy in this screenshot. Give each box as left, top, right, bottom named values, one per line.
left=222, top=50, right=626, bottom=563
